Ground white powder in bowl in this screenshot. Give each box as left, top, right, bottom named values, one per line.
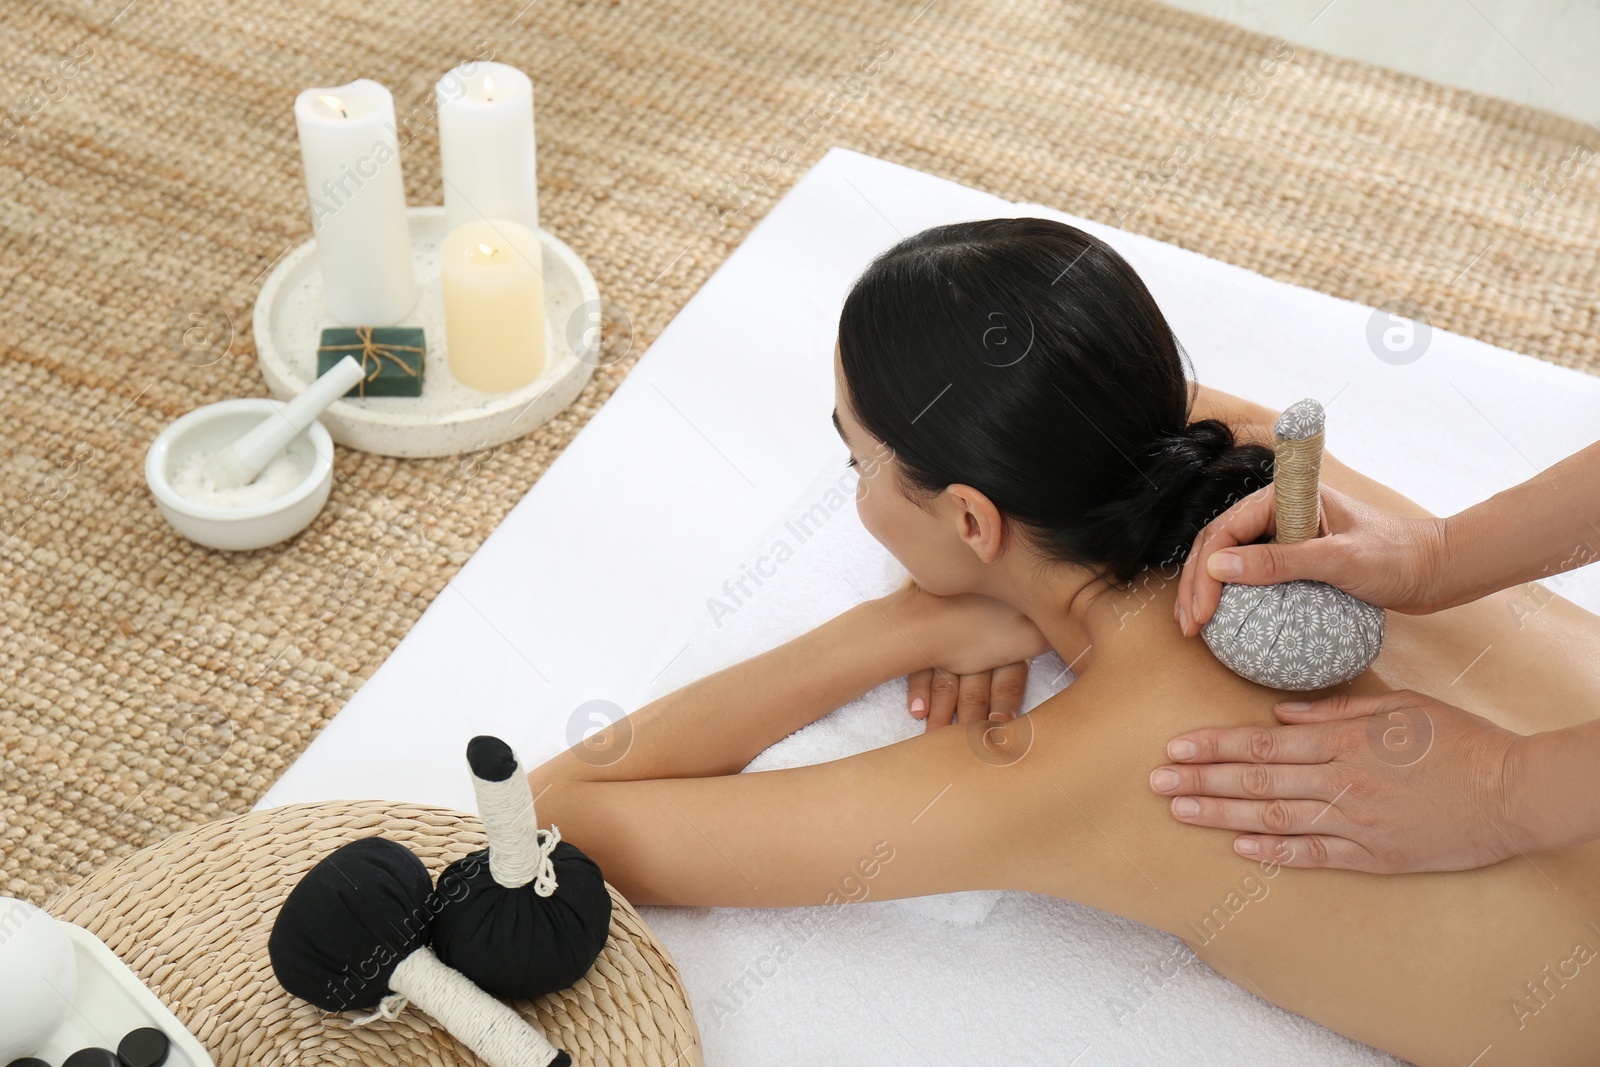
left=170, top=447, right=314, bottom=508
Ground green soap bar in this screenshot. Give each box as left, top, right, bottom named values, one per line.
left=316, top=326, right=426, bottom=397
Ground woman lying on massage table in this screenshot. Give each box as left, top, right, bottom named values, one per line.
left=524, top=217, right=1600, bottom=1067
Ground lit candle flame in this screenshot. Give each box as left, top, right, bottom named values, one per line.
left=318, top=94, right=347, bottom=118
left=477, top=242, right=498, bottom=257
left=483, top=74, right=494, bottom=102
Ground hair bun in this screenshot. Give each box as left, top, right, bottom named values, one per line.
left=1099, top=418, right=1273, bottom=577
left=1138, top=419, right=1236, bottom=503
left=1178, top=418, right=1236, bottom=460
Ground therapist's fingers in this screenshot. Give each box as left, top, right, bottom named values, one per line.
left=1175, top=484, right=1276, bottom=636
left=1148, top=759, right=1340, bottom=802
left=985, top=661, right=1029, bottom=722
left=1164, top=718, right=1350, bottom=766
left=907, top=667, right=932, bottom=719
left=1271, top=691, right=1423, bottom=725
left=1224, top=834, right=1381, bottom=872
left=1165, top=795, right=1348, bottom=837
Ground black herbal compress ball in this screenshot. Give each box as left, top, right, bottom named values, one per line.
left=431, top=736, right=613, bottom=1000
left=266, top=833, right=574, bottom=1067
left=432, top=840, right=611, bottom=999
left=267, top=834, right=433, bottom=1012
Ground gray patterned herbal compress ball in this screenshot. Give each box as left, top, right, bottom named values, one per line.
left=1200, top=398, right=1386, bottom=690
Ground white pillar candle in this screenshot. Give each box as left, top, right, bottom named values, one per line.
left=440, top=218, right=545, bottom=393
left=292, top=79, right=417, bottom=326
left=436, top=61, right=538, bottom=235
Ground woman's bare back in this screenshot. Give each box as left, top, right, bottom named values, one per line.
left=1012, top=393, right=1600, bottom=1066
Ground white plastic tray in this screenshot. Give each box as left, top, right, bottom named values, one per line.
left=27, top=921, right=213, bottom=1066
left=254, top=206, right=601, bottom=458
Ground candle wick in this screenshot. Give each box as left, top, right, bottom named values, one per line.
left=338, top=107, right=347, bottom=118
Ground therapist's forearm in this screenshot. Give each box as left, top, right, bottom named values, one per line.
left=1506, top=716, right=1600, bottom=853
left=529, top=597, right=934, bottom=787
left=1434, top=440, right=1600, bottom=610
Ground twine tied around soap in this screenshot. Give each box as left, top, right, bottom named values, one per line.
left=316, top=326, right=423, bottom=397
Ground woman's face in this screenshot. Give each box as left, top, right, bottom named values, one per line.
left=832, top=341, right=977, bottom=596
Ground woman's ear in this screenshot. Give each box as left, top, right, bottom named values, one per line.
left=943, top=483, right=1008, bottom=565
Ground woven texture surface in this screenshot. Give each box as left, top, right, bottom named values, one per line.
left=3, top=0, right=1598, bottom=907
left=51, top=800, right=704, bottom=1067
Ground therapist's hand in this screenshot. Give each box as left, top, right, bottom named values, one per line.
left=1148, top=690, right=1526, bottom=873
left=1174, top=483, right=1448, bottom=636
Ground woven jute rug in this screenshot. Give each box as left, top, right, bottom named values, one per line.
left=2, top=0, right=1596, bottom=908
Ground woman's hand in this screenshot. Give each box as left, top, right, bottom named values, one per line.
left=878, top=577, right=1052, bottom=730
left=905, top=662, right=1031, bottom=729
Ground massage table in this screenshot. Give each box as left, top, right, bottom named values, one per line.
left=259, top=147, right=1600, bottom=1065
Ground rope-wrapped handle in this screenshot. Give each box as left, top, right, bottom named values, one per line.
left=468, top=735, right=561, bottom=893
left=387, top=946, right=571, bottom=1067
left=1271, top=398, right=1325, bottom=546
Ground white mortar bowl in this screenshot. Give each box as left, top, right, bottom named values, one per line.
left=145, top=397, right=334, bottom=551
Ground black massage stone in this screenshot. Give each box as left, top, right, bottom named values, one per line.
left=8, top=1058, right=53, bottom=1067
left=63, top=1050, right=120, bottom=1067
left=117, top=1027, right=169, bottom=1067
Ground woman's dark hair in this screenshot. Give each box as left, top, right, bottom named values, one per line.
left=837, top=216, right=1273, bottom=584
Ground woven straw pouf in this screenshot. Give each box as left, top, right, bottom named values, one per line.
left=50, top=800, right=704, bottom=1067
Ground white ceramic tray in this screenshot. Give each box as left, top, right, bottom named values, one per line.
left=28, top=921, right=213, bottom=1066
left=254, top=206, right=601, bottom=458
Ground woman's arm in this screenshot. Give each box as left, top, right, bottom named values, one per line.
left=527, top=597, right=937, bottom=790
left=525, top=713, right=1041, bottom=907
left=528, top=581, right=1051, bottom=791
left=521, top=586, right=1056, bottom=907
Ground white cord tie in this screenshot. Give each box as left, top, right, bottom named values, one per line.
left=473, top=758, right=563, bottom=893
left=529, top=824, right=561, bottom=896
left=349, top=991, right=409, bottom=1026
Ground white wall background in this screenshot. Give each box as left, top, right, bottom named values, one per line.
left=1162, top=0, right=1599, bottom=125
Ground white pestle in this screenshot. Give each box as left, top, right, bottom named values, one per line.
left=201, top=355, right=367, bottom=490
